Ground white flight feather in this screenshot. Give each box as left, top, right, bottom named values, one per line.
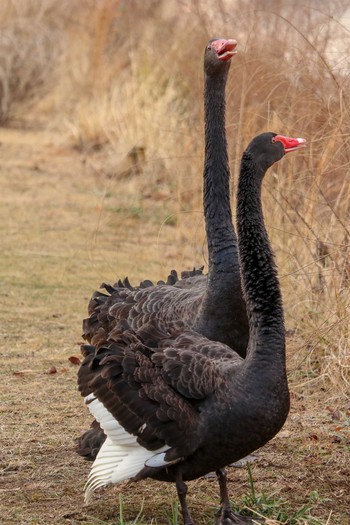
left=83, top=394, right=170, bottom=504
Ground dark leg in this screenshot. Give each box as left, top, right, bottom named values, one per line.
left=217, top=468, right=232, bottom=514
left=176, top=472, right=195, bottom=525
left=214, top=469, right=263, bottom=524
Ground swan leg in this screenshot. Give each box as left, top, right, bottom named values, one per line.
left=214, top=469, right=262, bottom=524
left=176, top=473, right=196, bottom=525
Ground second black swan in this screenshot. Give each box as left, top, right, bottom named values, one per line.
left=77, top=132, right=306, bottom=524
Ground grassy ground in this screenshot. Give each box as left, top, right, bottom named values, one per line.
left=0, top=128, right=349, bottom=525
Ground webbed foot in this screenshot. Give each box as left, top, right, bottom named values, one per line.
left=214, top=509, right=263, bottom=524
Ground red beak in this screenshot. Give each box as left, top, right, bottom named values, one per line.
left=210, top=39, right=238, bottom=61
left=274, top=135, right=307, bottom=153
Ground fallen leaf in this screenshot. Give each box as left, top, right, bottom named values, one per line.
left=46, top=366, right=57, bottom=374
left=68, top=355, right=81, bottom=365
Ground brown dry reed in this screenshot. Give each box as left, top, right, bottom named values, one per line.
left=1, top=0, right=349, bottom=400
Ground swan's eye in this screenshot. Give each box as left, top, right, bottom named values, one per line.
left=207, top=45, right=211, bottom=50
left=271, top=138, right=276, bottom=144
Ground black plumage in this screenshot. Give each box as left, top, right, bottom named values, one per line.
left=77, top=131, right=306, bottom=524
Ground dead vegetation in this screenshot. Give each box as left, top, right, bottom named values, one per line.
left=0, top=1, right=349, bottom=524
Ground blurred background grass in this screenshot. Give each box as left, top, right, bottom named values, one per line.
left=1, top=0, right=349, bottom=400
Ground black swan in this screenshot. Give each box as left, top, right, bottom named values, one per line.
left=77, top=37, right=249, bottom=460
left=77, top=132, right=306, bottom=524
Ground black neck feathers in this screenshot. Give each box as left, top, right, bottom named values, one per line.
left=237, top=152, right=285, bottom=355
left=193, top=62, right=249, bottom=356
left=203, top=71, right=237, bottom=273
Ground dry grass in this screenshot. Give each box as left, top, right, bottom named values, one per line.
left=0, top=0, right=349, bottom=524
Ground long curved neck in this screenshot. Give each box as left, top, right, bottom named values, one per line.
left=237, top=152, right=285, bottom=367
left=203, top=70, right=237, bottom=274
left=193, top=69, right=248, bottom=355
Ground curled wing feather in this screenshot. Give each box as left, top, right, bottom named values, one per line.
left=83, top=270, right=205, bottom=346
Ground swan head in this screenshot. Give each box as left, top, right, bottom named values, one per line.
left=204, top=38, right=237, bottom=76
left=245, top=132, right=307, bottom=171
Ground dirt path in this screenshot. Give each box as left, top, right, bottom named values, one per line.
left=0, top=129, right=349, bottom=524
